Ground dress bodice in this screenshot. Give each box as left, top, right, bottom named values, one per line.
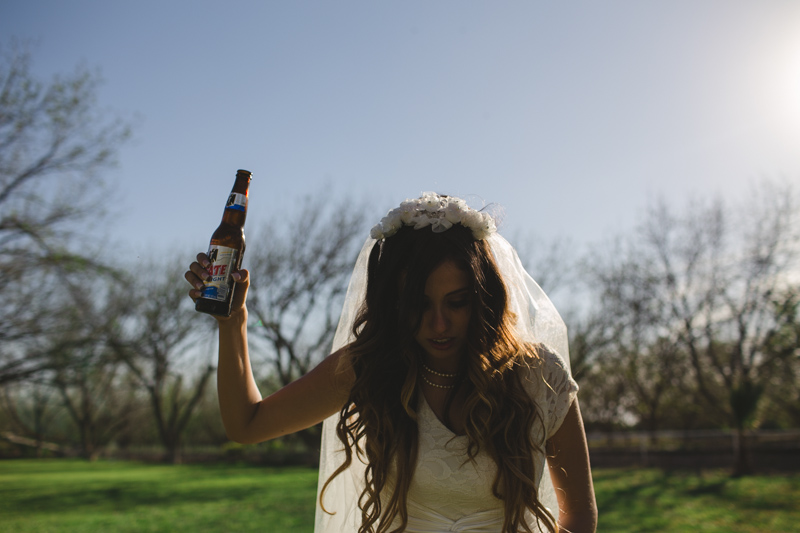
left=315, top=348, right=578, bottom=532
left=401, top=348, right=577, bottom=531
left=407, top=393, right=502, bottom=523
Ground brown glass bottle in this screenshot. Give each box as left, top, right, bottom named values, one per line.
left=195, top=169, right=251, bottom=317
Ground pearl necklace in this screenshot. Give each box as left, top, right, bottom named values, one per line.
left=421, top=363, right=459, bottom=389
left=421, top=374, right=456, bottom=389
left=422, top=363, right=458, bottom=378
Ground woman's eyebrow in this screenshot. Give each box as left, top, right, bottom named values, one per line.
left=446, top=287, right=471, bottom=297
left=422, top=287, right=471, bottom=300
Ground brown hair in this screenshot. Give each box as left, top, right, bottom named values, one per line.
left=322, top=223, right=557, bottom=533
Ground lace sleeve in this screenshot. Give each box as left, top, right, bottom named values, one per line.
left=527, top=346, right=579, bottom=440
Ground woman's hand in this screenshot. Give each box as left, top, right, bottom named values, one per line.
left=184, top=252, right=250, bottom=321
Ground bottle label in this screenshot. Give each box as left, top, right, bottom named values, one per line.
left=226, top=192, right=247, bottom=212
left=200, top=245, right=239, bottom=302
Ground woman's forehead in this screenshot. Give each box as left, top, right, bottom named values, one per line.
left=423, top=260, right=471, bottom=295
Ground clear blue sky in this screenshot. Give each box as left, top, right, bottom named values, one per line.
left=3, top=0, right=800, bottom=260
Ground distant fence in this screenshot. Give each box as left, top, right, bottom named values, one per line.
left=587, top=429, right=800, bottom=471
left=0, top=436, right=321, bottom=466
left=4, top=428, right=800, bottom=471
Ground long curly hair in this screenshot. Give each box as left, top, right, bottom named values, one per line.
left=321, top=223, right=557, bottom=533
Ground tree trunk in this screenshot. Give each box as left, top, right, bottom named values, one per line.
left=729, top=380, right=763, bottom=476
left=732, top=424, right=753, bottom=477
left=165, top=440, right=182, bottom=464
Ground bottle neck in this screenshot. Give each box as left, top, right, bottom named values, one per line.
left=221, top=170, right=251, bottom=227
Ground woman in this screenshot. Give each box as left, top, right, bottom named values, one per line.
left=185, top=193, right=597, bottom=533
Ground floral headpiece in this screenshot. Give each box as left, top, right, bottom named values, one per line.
left=370, top=192, right=497, bottom=241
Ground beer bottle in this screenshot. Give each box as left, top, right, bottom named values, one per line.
left=195, top=169, right=252, bottom=317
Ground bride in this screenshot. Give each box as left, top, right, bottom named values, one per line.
left=186, top=193, right=597, bottom=532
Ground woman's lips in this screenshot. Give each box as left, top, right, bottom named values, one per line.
left=428, top=338, right=455, bottom=350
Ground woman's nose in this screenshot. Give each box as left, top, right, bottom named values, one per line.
left=430, top=307, right=450, bottom=332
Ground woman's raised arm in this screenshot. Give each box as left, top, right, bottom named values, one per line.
left=186, top=254, right=354, bottom=445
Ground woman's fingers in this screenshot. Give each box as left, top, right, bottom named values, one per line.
left=185, top=253, right=250, bottom=312
left=228, top=268, right=250, bottom=307
left=196, top=252, right=210, bottom=267
left=185, top=255, right=212, bottom=301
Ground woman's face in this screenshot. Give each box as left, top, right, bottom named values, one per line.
left=413, top=260, right=472, bottom=371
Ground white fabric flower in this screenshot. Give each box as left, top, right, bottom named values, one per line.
left=422, top=194, right=441, bottom=212
left=383, top=218, right=402, bottom=235
left=431, top=219, right=453, bottom=233
left=370, top=192, right=496, bottom=241
left=413, top=214, right=432, bottom=229
left=370, top=224, right=385, bottom=240
left=444, top=200, right=466, bottom=224
left=399, top=201, right=418, bottom=223
left=461, top=209, right=482, bottom=229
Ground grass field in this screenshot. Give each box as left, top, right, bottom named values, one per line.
left=592, top=468, right=799, bottom=532
left=0, top=459, right=798, bottom=532
left=0, top=460, right=318, bottom=532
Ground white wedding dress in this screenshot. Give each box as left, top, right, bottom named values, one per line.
left=315, top=348, right=577, bottom=532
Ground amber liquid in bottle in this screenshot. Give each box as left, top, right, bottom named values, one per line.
left=195, top=169, right=251, bottom=317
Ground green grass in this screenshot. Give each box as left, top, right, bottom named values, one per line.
left=0, top=460, right=798, bottom=532
left=0, top=460, right=318, bottom=532
left=594, top=468, right=800, bottom=532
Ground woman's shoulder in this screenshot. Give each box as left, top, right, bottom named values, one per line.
left=516, top=342, right=577, bottom=396
left=518, top=342, right=570, bottom=373
left=516, top=343, right=579, bottom=437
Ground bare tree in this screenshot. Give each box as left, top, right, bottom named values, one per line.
left=0, top=273, right=138, bottom=459
left=109, top=258, right=211, bottom=464
left=582, top=237, right=692, bottom=439
left=17, top=262, right=136, bottom=459
left=0, top=40, right=131, bottom=384
left=584, top=181, right=800, bottom=475
left=0, top=380, right=64, bottom=456
left=758, top=287, right=800, bottom=428
left=50, top=346, right=136, bottom=460
left=48, top=296, right=138, bottom=460
left=568, top=315, right=632, bottom=432
left=244, top=193, right=368, bottom=450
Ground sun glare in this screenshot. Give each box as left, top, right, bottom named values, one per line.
left=763, top=29, right=800, bottom=142
left=778, top=33, right=800, bottom=128
left=786, top=43, right=800, bottom=121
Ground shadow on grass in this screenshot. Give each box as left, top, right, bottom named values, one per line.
left=685, top=480, right=728, bottom=495
left=0, top=460, right=318, bottom=517
left=594, top=467, right=800, bottom=533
